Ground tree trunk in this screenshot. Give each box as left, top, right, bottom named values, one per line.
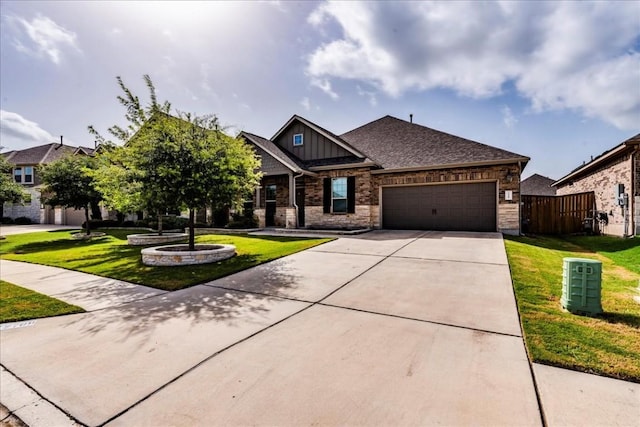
left=157, top=212, right=163, bottom=236
left=84, top=206, right=91, bottom=235
left=189, top=208, right=195, bottom=251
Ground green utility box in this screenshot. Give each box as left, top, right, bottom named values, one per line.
left=561, top=258, right=603, bottom=316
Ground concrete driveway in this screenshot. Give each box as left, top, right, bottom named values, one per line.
left=1, top=230, right=541, bottom=426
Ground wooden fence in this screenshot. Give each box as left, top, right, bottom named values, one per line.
left=521, top=192, right=596, bottom=235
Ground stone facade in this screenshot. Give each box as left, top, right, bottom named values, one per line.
left=2, top=187, right=42, bottom=223
left=556, top=153, right=634, bottom=237
left=635, top=151, right=640, bottom=235
left=305, top=205, right=375, bottom=229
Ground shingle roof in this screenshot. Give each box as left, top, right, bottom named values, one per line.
left=3, top=143, right=77, bottom=165
left=340, top=115, right=529, bottom=170
left=521, top=174, right=557, bottom=196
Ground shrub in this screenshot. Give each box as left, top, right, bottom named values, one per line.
left=14, top=216, right=32, bottom=225
left=82, top=219, right=120, bottom=229
left=1, top=217, right=15, bottom=224
left=121, top=220, right=136, bottom=227
left=227, top=213, right=259, bottom=229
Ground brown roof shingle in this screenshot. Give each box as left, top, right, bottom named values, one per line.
left=340, top=115, right=529, bottom=170
left=3, top=143, right=77, bottom=165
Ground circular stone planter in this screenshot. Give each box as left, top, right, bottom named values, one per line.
left=127, top=233, right=188, bottom=246
left=141, top=244, right=236, bottom=266
left=72, top=232, right=106, bottom=240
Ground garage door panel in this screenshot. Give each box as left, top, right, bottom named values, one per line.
left=382, top=183, right=496, bottom=231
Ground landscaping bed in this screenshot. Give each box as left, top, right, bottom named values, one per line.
left=0, top=229, right=330, bottom=291
left=504, top=235, right=640, bottom=382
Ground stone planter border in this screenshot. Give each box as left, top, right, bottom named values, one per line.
left=141, top=244, right=236, bottom=266
left=127, top=233, right=188, bottom=246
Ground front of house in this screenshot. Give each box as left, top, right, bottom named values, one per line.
left=2, top=143, right=102, bottom=225
left=241, top=115, right=529, bottom=234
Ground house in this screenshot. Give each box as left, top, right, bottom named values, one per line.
left=553, top=133, right=640, bottom=237
left=241, top=115, right=529, bottom=234
left=521, top=174, right=557, bottom=196
left=2, top=142, right=100, bottom=225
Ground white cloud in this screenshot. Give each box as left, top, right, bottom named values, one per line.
left=306, top=1, right=640, bottom=130
left=300, top=97, right=311, bottom=111
left=356, top=85, right=377, bottom=107
left=311, top=77, right=339, bottom=100
left=10, top=14, right=80, bottom=64
left=0, top=110, right=56, bottom=148
left=501, top=106, right=517, bottom=128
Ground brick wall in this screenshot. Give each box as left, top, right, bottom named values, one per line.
left=556, top=153, right=633, bottom=237
left=302, top=163, right=521, bottom=232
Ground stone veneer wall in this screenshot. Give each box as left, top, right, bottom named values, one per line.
left=2, top=187, right=42, bottom=223
left=556, top=153, right=633, bottom=237
left=635, top=150, right=640, bottom=235
left=303, top=164, right=521, bottom=232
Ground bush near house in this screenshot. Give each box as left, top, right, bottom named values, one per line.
left=14, top=217, right=32, bottom=225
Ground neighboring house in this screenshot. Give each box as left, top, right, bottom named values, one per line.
left=241, top=115, right=529, bottom=234
left=553, top=133, right=640, bottom=237
left=2, top=142, right=97, bottom=225
left=521, top=174, right=557, bottom=196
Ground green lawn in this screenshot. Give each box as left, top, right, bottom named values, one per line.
left=504, top=235, right=640, bottom=382
left=0, top=280, right=84, bottom=323
left=0, top=229, right=331, bottom=291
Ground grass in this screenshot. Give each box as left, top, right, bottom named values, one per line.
left=0, top=280, right=84, bottom=323
left=0, top=229, right=331, bottom=291
left=504, top=235, right=640, bottom=382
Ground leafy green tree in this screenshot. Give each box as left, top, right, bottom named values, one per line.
left=0, top=155, right=27, bottom=218
left=40, top=156, right=102, bottom=235
left=132, top=113, right=261, bottom=249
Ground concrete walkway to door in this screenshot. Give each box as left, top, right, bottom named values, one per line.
left=1, top=230, right=637, bottom=426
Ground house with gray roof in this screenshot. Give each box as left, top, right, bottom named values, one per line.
left=521, top=174, right=557, bottom=196
left=241, top=115, right=529, bottom=234
left=553, top=133, right=640, bottom=237
left=2, top=142, right=91, bottom=224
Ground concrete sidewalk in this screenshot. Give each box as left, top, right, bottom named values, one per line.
left=1, top=231, right=638, bottom=426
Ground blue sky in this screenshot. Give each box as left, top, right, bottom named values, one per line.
left=1, top=1, right=638, bottom=180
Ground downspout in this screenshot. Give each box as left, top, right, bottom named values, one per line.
left=518, top=161, right=522, bottom=235
left=291, top=172, right=304, bottom=229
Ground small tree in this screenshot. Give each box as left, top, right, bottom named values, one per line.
left=0, top=155, right=27, bottom=218
left=133, top=113, right=261, bottom=249
left=40, top=156, right=102, bottom=235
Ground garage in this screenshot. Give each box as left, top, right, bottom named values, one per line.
left=382, top=182, right=497, bottom=231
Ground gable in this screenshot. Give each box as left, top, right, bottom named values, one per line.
left=253, top=145, right=292, bottom=176
left=273, top=121, right=354, bottom=162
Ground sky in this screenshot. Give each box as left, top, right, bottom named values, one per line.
left=1, top=1, right=639, bottom=180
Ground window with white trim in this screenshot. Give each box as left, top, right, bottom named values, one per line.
left=293, top=133, right=303, bottom=146
left=331, top=177, right=347, bottom=213
left=13, top=166, right=34, bottom=184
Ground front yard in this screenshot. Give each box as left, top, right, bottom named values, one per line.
left=0, top=280, right=84, bottom=323
left=504, top=235, right=640, bottom=382
left=0, top=229, right=331, bottom=291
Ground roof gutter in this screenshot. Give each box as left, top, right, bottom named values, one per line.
left=370, top=157, right=530, bottom=175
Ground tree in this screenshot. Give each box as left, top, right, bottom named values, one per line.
left=0, top=155, right=27, bottom=218
left=132, top=112, right=261, bottom=249
left=40, top=156, right=102, bottom=235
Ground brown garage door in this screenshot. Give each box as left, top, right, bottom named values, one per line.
left=382, top=182, right=497, bottom=231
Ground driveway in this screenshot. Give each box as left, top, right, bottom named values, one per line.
left=2, top=230, right=539, bottom=426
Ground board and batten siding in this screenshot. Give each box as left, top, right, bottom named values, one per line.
left=274, top=122, right=352, bottom=161
left=253, top=146, right=291, bottom=176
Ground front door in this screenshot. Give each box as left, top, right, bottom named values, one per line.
left=296, top=186, right=305, bottom=227
left=265, top=184, right=276, bottom=227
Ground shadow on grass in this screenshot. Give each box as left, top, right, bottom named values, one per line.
left=600, top=311, right=640, bottom=328
left=505, top=235, right=594, bottom=254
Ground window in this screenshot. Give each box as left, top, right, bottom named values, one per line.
left=293, top=133, right=303, bottom=146
left=331, top=177, right=348, bottom=213
left=323, top=176, right=355, bottom=214
left=265, top=184, right=276, bottom=202
left=24, top=166, right=33, bottom=184
left=13, top=166, right=34, bottom=184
